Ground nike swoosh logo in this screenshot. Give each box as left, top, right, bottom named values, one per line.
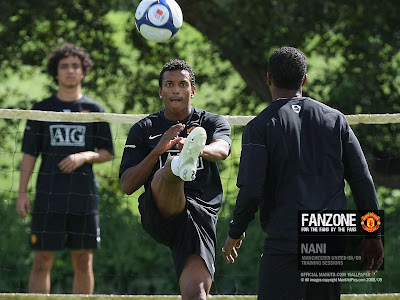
left=149, top=134, right=162, bottom=140
left=124, top=145, right=136, bottom=149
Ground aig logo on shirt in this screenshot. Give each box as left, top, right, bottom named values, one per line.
left=49, top=125, right=86, bottom=146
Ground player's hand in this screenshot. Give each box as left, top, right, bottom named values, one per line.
left=58, top=153, right=87, bottom=173
left=154, top=123, right=185, bottom=155
left=359, top=238, right=384, bottom=275
left=16, top=193, right=31, bottom=218
left=175, top=136, right=205, bottom=157
left=175, top=137, right=186, bottom=152
left=222, top=232, right=245, bottom=263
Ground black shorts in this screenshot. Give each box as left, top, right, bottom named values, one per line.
left=30, top=211, right=100, bottom=251
left=258, top=252, right=341, bottom=300
left=138, top=187, right=218, bottom=280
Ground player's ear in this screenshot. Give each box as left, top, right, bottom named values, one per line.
left=302, top=74, right=307, bottom=86
left=267, top=72, right=272, bottom=86
left=158, top=87, right=162, bottom=99
left=190, top=86, right=196, bottom=99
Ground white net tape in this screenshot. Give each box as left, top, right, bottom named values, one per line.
left=1, top=109, right=400, bottom=125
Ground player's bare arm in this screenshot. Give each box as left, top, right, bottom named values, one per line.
left=58, top=149, right=114, bottom=173
left=176, top=138, right=230, bottom=162
left=121, top=123, right=185, bottom=195
left=17, top=153, right=36, bottom=218
left=200, top=139, right=230, bottom=162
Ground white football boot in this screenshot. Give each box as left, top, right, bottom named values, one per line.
left=171, top=127, right=207, bottom=181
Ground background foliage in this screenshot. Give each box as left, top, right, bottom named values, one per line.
left=1, top=0, right=400, bottom=295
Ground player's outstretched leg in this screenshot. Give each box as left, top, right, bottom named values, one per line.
left=172, top=127, right=206, bottom=181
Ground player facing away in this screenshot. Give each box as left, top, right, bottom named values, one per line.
left=16, top=43, right=114, bottom=294
left=222, top=47, right=384, bottom=300
left=120, top=59, right=231, bottom=299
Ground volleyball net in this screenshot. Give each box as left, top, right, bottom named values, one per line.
left=0, top=109, right=400, bottom=296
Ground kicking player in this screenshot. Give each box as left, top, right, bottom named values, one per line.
left=120, top=59, right=231, bottom=299
left=222, top=47, right=384, bottom=300
left=17, top=43, right=114, bottom=294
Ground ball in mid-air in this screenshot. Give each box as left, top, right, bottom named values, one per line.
left=135, top=0, right=183, bottom=43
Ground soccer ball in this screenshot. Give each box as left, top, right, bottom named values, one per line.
left=135, top=0, right=183, bottom=43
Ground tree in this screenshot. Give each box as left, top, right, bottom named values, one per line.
left=174, top=0, right=400, bottom=187
left=3, top=1, right=400, bottom=113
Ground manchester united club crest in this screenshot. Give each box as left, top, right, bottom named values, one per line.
left=31, top=234, right=38, bottom=244
left=187, top=126, right=197, bottom=135
left=361, top=212, right=381, bottom=233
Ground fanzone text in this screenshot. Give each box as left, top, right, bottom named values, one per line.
left=301, top=213, right=357, bottom=227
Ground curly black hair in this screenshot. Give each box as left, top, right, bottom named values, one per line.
left=158, top=59, right=195, bottom=89
left=47, top=43, right=93, bottom=84
left=268, top=47, right=307, bottom=90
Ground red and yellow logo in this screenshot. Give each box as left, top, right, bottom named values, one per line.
left=31, top=234, right=38, bottom=244
left=361, top=212, right=381, bottom=233
left=187, top=126, right=197, bottom=135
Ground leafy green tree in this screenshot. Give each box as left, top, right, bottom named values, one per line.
left=174, top=0, right=400, bottom=187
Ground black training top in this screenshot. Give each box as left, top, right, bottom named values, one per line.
left=119, top=106, right=232, bottom=212
left=21, top=95, right=114, bottom=213
left=229, top=97, right=379, bottom=253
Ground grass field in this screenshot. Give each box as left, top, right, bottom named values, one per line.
left=1, top=294, right=400, bottom=300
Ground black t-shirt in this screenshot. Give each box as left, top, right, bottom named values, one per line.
left=21, top=95, right=114, bottom=213
left=119, top=106, right=231, bottom=211
left=229, top=97, right=379, bottom=253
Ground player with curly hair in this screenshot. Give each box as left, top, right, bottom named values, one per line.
left=17, top=43, right=114, bottom=294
